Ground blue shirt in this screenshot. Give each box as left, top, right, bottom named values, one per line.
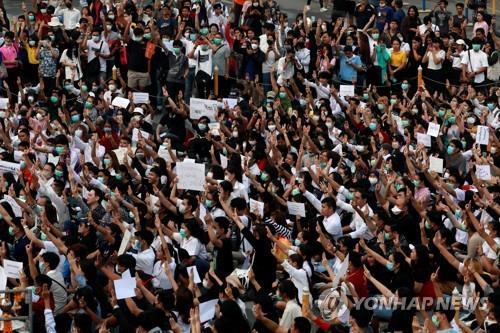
left=376, top=6, right=393, bottom=31
left=339, top=54, right=362, bottom=82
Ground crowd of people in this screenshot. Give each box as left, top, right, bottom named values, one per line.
left=0, top=0, right=497, bottom=332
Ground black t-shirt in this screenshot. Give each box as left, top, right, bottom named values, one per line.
left=160, top=112, right=187, bottom=143
left=354, top=4, right=375, bottom=29
left=127, top=40, right=148, bottom=73
left=214, top=237, right=233, bottom=278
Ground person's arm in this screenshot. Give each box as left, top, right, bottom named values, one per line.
left=363, top=267, right=395, bottom=298
left=204, top=213, right=223, bottom=248
left=253, top=304, right=287, bottom=333
left=21, top=220, right=45, bottom=249
left=26, top=243, right=39, bottom=280
left=42, top=284, right=57, bottom=333
left=359, top=239, right=392, bottom=269
left=466, top=204, right=497, bottom=252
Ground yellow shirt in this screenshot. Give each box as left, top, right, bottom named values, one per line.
left=26, top=45, right=39, bottom=65
left=390, top=49, right=406, bottom=68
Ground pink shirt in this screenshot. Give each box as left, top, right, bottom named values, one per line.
left=0, top=45, right=18, bottom=69
left=472, top=21, right=488, bottom=37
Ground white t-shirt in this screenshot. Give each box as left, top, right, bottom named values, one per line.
left=452, top=50, right=465, bottom=69
left=193, top=46, right=213, bottom=76
left=461, top=50, right=488, bottom=83
left=86, top=39, right=110, bottom=72
left=426, top=50, right=446, bottom=70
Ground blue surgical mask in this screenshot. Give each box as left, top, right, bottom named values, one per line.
left=179, top=229, right=187, bottom=238
left=369, top=123, right=377, bottom=131
left=260, top=173, right=269, bottom=182
left=401, top=83, right=409, bottom=91
left=205, top=199, right=214, bottom=208
left=294, top=239, right=301, bottom=246
left=447, top=146, right=455, bottom=155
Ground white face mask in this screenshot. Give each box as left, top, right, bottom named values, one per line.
left=202, top=279, right=210, bottom=289
left=369, top=177, right=378, bottom=185
left=268, top=125, right=276, bottom=131
left=108, top=84, right=116, bottom=91
left=232, top=130, right=239, bottom=138
left=251, top=43, right=258, bottom=50
left=391, top=206, right=403, bottom=215
left=178, top=204, right=186, bottom=214
left=75, top=129, right=83, bottom=138
left=207, top=172, right=213, bottom=179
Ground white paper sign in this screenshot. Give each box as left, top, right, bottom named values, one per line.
left=0, top=160, right=20, bottom=173
left=476, top=165, right=491, bottom=181
left=0, top=98, right=9, bottom=110
left=222, top=98, right=238, bottom=109
left=47, top=154, right=60, bottom=166
left=113, top=277, right=137, bottom=300
left=287, top=201, right=306, bottom=217
left=339, top=85, right=355, bottom=98
left=427, top=122, right=440, bottom=137
left=133, top=92, right=150, bottom=104
left=332, top=254, right=349, bottom=288
left=177, top=162, right=205, bottom=191
left=208, top=122, right=220, bottom=136
left=2, top=259, right=23, bottom=279
left=416, top=133, right=432, bottom=147
left=219, top=154, right=228, bottom=168
left=476, top=126, right=489, bottom=145
left=199, top=299, right=218, bottom=323
left=113, top=148, right=128, bottom=164
left=157, top=148, right=176, bottom=162
left=189, top=98, right=221, bottom=121
left=132, top=128, right=150, bottom=142
left=429, top=156, right=444, bottom=174
left=0, top=266, right=6, bottom=291
left=118, top=230, right=132, bottom=255
left=186, top=266, right=201, bottom=283
left=249, top=199, right=264, bottom=217
left=111, top=97, right=130, bottom=109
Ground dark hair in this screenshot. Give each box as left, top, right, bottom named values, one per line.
left=41, top=252, right=60, bottom=270
left=294, top=317, right=312, bottom=333
left=278, top=279, right=297, bottom=300
left=321, top=197, right=336, bottom=210
left=214, top=216, right=230, bottom=232
left=73, top=313, right=92, bottom=333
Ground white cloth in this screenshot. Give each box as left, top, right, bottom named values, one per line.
left=461, top=50, right=488, bottom=83
left=54, top=6, right=81, bottom=30
left=86, top=39, right=110, bottom=72
left=128, top=248, right=155, bottom=275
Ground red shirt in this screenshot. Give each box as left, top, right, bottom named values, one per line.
left=348, top=267, right=369, bottom=297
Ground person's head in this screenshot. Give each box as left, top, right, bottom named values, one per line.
left=136, top=309, right=166, bottom=333
left=391, top=37, right=401, bottom=51
left=471, top=37, right=483, bottom=52
left=72, top=313, right=92, bottom=333
left=407, top=5, right=418, bottom=17
left=291, top=317, right=311, bottom=333
left=277, top=279, right=297, bottom=301
left=86, top=188, right=103, bottom=205
left=456, top=2, right=464, bottom=13
left=439, top=0, right=448, bottom=9
left=321, top=197, right=336, bottom=217
left=213, top=216, right=230, bottom=238
left=40, top=251, right=60, bottom=272
left=432, top=309, right=455, bottom=329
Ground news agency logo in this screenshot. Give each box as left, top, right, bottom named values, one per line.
left=318, top=288, right=489, bottom=320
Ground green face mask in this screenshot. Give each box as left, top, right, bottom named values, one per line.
left=8, top=226, right=14, bottom=236
left=115, top=174, right=122, bottom=180
left=401, top=119, right=409, bottom=128
left=260, top=173, right=269, bottom=182
left=55, top=146, right=65, bottom=155
left=412, top=180, right=420, bottom=187
left=390, top=98, right=397, bottom=105
left=292, top=188, right=301, bottom=196
left=425, top=221, right=431, bottom=229
left=200, top=28, right=209, bottom=35
left=179, top=229, right=187, bottom=238
left=363, top=93, right=369, bottom=100
left=190, top=33, right=197, bottom=41
left=377, top=103, right=385, bottom=110
left=143, top=32, right=152, bottom=40
left=372, top=33, right=379, bottom=40
left=50, top=96, right=58, bottom=104
left=84, top=102, right=93, bottom=109
left=54, top=170, right=63, bottom=178
left=213, top=38, right=222, bottom=45
left=81, top=85, right=88, bottom=93
left=438, top=109, right=445, bottom=117
left=472, top=44, right=480, bottom=52
left=173, top=47, right=181, bottom=55
left=401, top=83, right=409, bottom=91
left=447, top=116, right=456, bottom=125
left=279, top=92, right=286, bottom=99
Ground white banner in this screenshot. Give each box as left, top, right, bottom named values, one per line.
left=189, top=98, right=221, bottom=121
